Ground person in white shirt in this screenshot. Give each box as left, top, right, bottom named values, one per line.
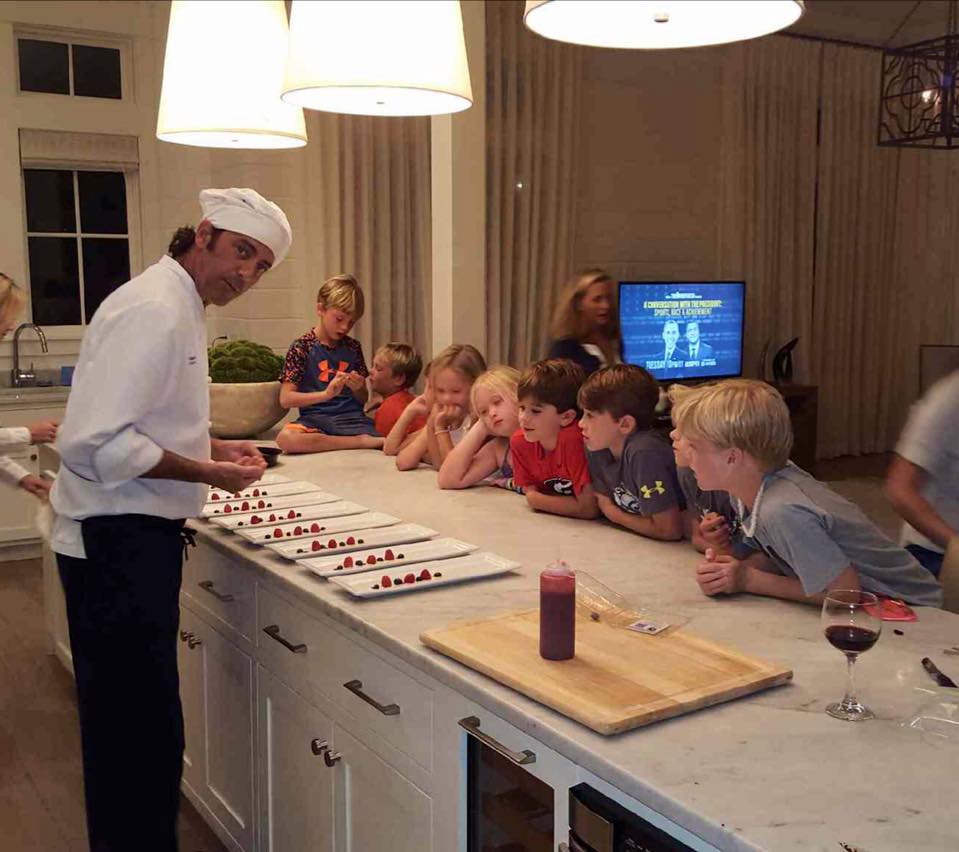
left=51, top=187, right=291, bottom=852
left=0, top=274, right=58, bottom=497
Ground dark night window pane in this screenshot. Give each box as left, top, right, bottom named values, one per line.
left=28, top=237, right=80, bottom=326
left=82, top=238, right=129, bottom=322
left=18, top=39, right=69, bottom=94
left=78, top=172, right=127, bottom=234
left=24, top=169, right=76, bottom=233
left=72, top=44, right=122, bottom=99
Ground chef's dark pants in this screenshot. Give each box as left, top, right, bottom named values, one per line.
left=58, top=514, right=186, bottom=852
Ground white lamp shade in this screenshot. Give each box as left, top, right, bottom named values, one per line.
left=282, top=0, right=473, bottom=117
left=157, top=0, right=307, bottom=149
left=524, top=0, right=805, bottom=50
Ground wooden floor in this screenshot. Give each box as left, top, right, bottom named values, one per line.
left=0, top=558, right=226, bottom=852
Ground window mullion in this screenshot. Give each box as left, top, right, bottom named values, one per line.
left=73, top=170, right=86, bottom=325
left=66, top=42, right=74, bottom=96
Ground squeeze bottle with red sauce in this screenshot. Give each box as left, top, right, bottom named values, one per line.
left=539, top=561, right=575, bottom=660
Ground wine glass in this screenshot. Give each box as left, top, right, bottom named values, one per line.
left=821, top=589, right=882, bottom=721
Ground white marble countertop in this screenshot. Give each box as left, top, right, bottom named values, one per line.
left=195, top=450, right=959, bottom=852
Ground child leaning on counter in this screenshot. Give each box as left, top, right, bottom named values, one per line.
left=0, top=274, right=58, bottom=500
left=671, top=379, right=943, bottom=607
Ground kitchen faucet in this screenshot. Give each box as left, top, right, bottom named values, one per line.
left=11, top=323, right=48, bottom=388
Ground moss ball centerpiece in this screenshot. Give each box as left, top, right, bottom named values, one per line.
left=208, top=340, right=287, bottom=439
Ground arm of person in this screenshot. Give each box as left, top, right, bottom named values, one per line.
left=437, top=421, right=499, bottom=489
left=144, top=448, right=264, bottom=493
left=395, top=425, right=431, bottom=471
left=383, top=396, right=429, bottom=456
left=597, top=493, right=683, bottom=540
left=0, top=426, right=31, bottom=452
left=683, top=510, right=707, bottom=552
left=427, top=405, right=465, bottom=469
left=697, top=512, right=733, bottom=555
left=885, top=454, right=955, bottom=549
left=346, top=370, right=369, bottom=404
left=278, top=378, right=341, bottom=410
left=210, top=438, right=265, bottom=464
left=526, top=482, right=600, bottom=519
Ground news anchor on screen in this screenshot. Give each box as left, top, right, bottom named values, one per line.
left=685, top=321, right=714, bottom=361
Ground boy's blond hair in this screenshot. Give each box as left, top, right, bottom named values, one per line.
left=471, top=365, right=521, bottom=412
left=669, top=379, right=793, bottom=471
left=578, top=364, right=658, bottom=430
left=375, top=342, right=422, bottom=389
left=429, top=344, right=487, bottom=385
left=0, top=273, right=25, bottom=326
left=317, top=273, right=364, bottom=321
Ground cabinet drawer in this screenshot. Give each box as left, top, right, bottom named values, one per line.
left=182, top=539, right=256, bottom=642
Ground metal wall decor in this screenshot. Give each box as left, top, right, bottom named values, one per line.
left=878, top=1, right=959, bottom=148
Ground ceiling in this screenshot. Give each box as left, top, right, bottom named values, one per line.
left=787, top=0, right=957, bottom=47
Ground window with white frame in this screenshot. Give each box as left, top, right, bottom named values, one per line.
left=23, top=168, right=133, bottom=326
left=16, top=31, right=124, bottom=100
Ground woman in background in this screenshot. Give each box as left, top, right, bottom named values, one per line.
left=546, top=268, right=622, bottom=375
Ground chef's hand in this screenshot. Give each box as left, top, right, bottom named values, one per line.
left=19, top=474, right=52, bottom=500
left=212, top=439, right=264, bottom=464
left=344, top=371, right=365, bottom=392
left=696, top=548, right=747, bottom=596
left=206, top=460, right=265, bottom=493
left=698, top=512, right=731, bottom=548
left=326, top=372, right=349, bottom=397
left=29, top=420, right=58, bottom=444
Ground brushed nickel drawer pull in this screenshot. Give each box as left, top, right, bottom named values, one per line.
left=322, top=749, right=341, bottom=767
left=343, top=679, right=400, bottom=716
left=310, top=738, right=329, bottom=755
left=187, top=636, right=202, bottom=649
left=263, top=624, right=307, bottom=653
left=179, top=630, right=194, bottom=642
left=198, top=580, right=234, bottom=602
left=458, top=716, right=536, bottom=766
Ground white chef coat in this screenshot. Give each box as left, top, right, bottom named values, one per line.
left=51, top=255, right=211, bottom=558
left=0, top=426, right=31, bottom=487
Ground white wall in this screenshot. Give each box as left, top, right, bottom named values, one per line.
left=573, top=46, right=728, bottom=283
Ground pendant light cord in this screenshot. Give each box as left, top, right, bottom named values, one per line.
left=884, top=0, right=922, bottom=47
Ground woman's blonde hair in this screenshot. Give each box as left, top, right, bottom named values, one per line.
left=550, top=268, right=620, bottom=359
left=0, top=274, right=25, bottom=327
left=470, top=364, right=521, bottom=413
left=317, top=273, right=365, bottom=321
left=430, top=343, right=487, bottom=386
left=669, top=379, right=793, bottom=471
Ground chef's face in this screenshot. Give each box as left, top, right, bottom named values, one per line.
left=662, top=322, right=679, bottom=348
left=195, top=224, right=274, bottom=306
left=579, top=280, right=612, bottom=330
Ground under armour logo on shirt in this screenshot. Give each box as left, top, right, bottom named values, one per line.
left=318, top=359, right=349, bottom=382
left=640, top=481, right=666, bottom=499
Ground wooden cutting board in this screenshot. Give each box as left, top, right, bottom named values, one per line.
left=421, top=609, right=792, bottom=735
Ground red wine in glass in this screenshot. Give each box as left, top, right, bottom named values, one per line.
left=824, top=624, right=880, bottom=655
left=821, top=590, right=882, bottom=721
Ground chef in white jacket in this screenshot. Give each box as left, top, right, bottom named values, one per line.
left=51, top=188, right=291, bottom=852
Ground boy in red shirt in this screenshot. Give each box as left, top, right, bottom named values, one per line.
left=367, top=342, right=426, bottom=438
left=510, top=359, right=599, bottom=519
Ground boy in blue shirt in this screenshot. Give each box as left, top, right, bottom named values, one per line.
left=277, top=274, right=383, bottom=453
left=579, top=364, right=684, bottom=540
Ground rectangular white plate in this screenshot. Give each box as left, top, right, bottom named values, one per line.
left=203, top=490, right=341, bottom=518
left=207, top=480, right=319, bottom=503
left=210, top=501, right=367, bottom=530
left=328, top=552, right=519, bottom=599
left=302, top=537, right=477, bottom=578
left=235, top=511, right=400, bottom=545
left=208, top=472, right=289, bottom=488
left=268, top=522, right=437, bottom=561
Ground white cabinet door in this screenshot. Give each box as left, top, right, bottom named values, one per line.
left=333, top=723, right=432, bottom=852
left=178, top=607, right=206, bottom=797
left=257, top=667, right=334, bottom=852
left=197, top=618, right=256, bottom=852
left=0, top=445, right=39, bottom=544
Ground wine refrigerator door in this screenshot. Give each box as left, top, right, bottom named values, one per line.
left=466, top=733, right=555, bottom=852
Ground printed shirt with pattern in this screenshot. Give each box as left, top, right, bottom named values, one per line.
left=587, top=429, right=683, bottom=516
left=280, top=329, right=368, bottom=420
left=509, top=423, right=591, bottom=497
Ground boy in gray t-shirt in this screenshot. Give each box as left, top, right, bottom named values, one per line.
left=671, top=380, right=942, bottom=607
left=886, top=370, right=959, bottom=576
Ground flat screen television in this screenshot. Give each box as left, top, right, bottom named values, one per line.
left=619, top=281, right=745, bottom=382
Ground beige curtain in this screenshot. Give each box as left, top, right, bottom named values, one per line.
left=810, top=45, right=902, bottom=457
left=486, top=0, right=582, bottom=366
left=304, top=113, right=432, bottom=365
left=718, top=37, right=820, bottom=383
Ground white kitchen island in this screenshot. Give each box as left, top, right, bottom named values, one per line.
left=45, top=449, right=959, bottom=852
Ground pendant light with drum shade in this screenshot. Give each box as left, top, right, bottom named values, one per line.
left=523, top=0, right=805, bottom=49
left=156, top=0, right=306, bottom=149
left=282, top=0, right=472, bottom=117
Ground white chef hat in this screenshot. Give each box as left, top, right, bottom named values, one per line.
left=198, top=187, right=292, bottom=266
